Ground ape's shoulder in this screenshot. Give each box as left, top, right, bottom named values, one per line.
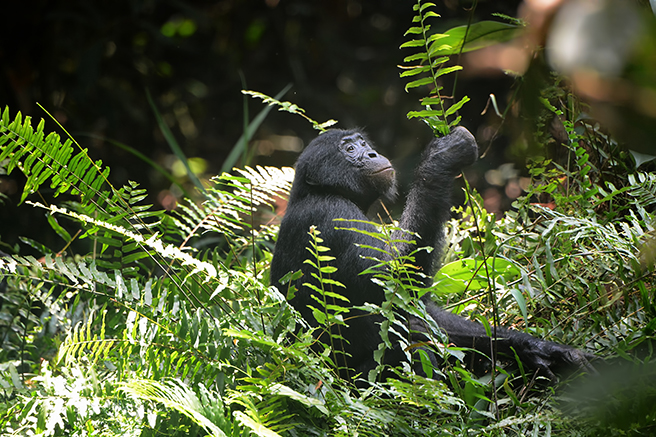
left=284, top=193, right=368, bottom=224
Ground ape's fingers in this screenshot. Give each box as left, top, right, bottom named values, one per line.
left=531, top=356, right=558, bottom=383
left=566, top=349, right=599, bottom=375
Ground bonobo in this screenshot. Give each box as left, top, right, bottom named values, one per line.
left=271, top=127, right=591, bottom=381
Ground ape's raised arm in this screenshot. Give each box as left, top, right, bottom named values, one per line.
left=394, top=126, right=478, bottom=283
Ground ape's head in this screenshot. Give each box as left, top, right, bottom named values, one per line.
left=291, top=129, right=397, bottom=210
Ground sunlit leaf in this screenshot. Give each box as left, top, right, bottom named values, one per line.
left=429, top=21, right=523, bottom=56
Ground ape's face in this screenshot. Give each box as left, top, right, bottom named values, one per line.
left=291, top=129, right=397, bottom=209
left=338, top=132, right=395, bottom=191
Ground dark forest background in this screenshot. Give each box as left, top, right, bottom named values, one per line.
left=1, top=0, right=654, bottom=254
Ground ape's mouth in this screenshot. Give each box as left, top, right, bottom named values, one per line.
left=371, top=166, right=394, bottom=175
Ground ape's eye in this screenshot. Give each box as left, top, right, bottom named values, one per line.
left=346, top=145, right=355, bottom=152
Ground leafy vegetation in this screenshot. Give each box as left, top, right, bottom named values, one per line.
left=399, top=0, right=522, bottom=135
left=2, top=80, right=656, bottom=434
left=2, top=3, right=656, bottom=437
left=241, top=91, right=338, bottom=133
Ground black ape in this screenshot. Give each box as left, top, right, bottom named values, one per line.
left=271, top=127, right=591, bottom=381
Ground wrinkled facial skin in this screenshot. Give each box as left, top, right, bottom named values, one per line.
left=292, top=129, right=397, bottom=210
left=339, top=132, right=396, bottom=201
left=339, top=132, right=393, bottom=176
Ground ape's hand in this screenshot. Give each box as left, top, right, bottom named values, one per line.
left=513, top=337, right=597, bottom=382
left=424, top=126, right=479, bottom=174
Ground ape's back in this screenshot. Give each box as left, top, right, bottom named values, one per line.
left=270, top=192, right=385, bottom=318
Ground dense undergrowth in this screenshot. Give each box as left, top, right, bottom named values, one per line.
left=2, top=1, right=656, bottom=435
left=2, top=88, right=656, bottom=435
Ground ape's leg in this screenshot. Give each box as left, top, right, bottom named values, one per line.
left=421, top=299, right=595, bottom=381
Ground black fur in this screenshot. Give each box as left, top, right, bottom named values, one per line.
left=271, top=127, right=592, bottom=381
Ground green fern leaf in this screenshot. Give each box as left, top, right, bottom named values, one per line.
left=404, top=26, right=425, bottom=35
left=417, top=2, right=437, bottom=11
left=404, top=76, right=435, bottom=91
left=407, top=109, right=445, bottom=119
left=433, top=65, right=463, bottom=78
left=403, top=52, right=428, bottom=62
left=445, top=95, right=471, bottom=116
left=120, top=379, right=230, bottom=437
left=0, top=107, right=112, bottom=209
left=400, top=39, right=426, bottom=49
left=419, top=97, right=443, bottom=105
left=400, top=1, right=464, bottom=135
left=399, top=65, right=432, bottom=77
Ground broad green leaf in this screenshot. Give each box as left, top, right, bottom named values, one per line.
left=510, top=288, right=528, bottom=327
left=417, top=348, right=434, bottom=379
left=434, top=258, right=520, bottom=295
left=429, top=21, right=523, bottom=56
left=309, top=306, right=327, bottom=325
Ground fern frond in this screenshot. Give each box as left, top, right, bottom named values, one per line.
left=399, top=1, right=455, bottom=136
left=400, top=3, right=522, bottom=135
left=119, top=378, right=231, bottom=437
left=0, top=107, right=170, bottom=273
left=58, top=310, right=114, bottom=366
left=0, top=107, right=110, bottom=207
left=0, top=253, right=111, bottom=302
left=229, top=392, right=296, bottom=437
left=174, top=165, right=294, bottom=237
left=242, top=91, right=337, bottom=132
left=27, top=201, right=220, bottom=280
left=428, top=21, right=523, bottom=57
left=627, top=172, right=656, bottom=207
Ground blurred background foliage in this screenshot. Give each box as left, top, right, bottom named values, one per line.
left=1, top=0, right=656, bottom=251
